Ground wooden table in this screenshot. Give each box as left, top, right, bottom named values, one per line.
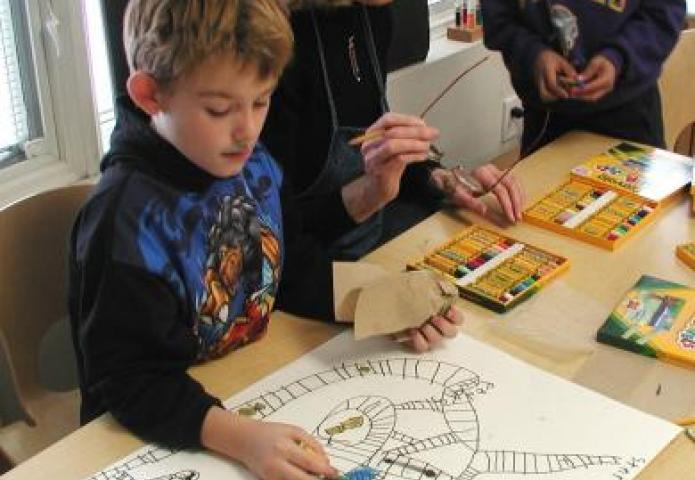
left=3, top=132, right=694, bottom=479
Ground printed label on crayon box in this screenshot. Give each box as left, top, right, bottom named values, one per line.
left=677, top=316, right=695, bottom=350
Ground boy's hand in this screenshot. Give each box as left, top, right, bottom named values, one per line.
left=237, top=420, right=337, bottom=480
left=534, top=49, right=577, bottom=102
left=399, top=306, right=464, bottom=353
left=573, top=54, right=617, bottom=102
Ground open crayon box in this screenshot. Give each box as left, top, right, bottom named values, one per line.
left=407, top=226, right=569, bottom=313
left=523, top=142, right=692, bottom=251
left=523, top=179, right=659, bottom=251
left=677, top=243, right=695, bottom=271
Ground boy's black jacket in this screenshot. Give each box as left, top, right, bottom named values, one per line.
left=69, top=96, right=340, bottom=448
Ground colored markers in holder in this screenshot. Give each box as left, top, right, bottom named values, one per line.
left=407, top=226, right=569, bottom=312
left=448, top=0, right=483, bottom=43
left=523, top=180, right=658, bottom=250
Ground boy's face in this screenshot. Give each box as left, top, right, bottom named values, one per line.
left=151, top=54, right=276, bottom=178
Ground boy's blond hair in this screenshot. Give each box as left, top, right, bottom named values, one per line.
left=124, top=0, right=293, bottom=84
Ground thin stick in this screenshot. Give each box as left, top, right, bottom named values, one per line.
left=419, top=56, right=489, bottom=119
left=349, top=56, right=490, bottom=165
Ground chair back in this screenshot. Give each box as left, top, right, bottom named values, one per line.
left=660, top=28, right=695, bottom=150
left=0, top=184, right=91, bottom=425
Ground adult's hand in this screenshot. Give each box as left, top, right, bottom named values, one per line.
left=430, top=164, right=524, bottom=223
left=342, top=113, right=439, bottom=222
left=400, top=306, right=464, bottom=353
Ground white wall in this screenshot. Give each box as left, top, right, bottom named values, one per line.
left=387, top=39, right=520, bottom=169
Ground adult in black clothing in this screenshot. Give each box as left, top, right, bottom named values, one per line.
left=262, top=0, right=524, bottom=262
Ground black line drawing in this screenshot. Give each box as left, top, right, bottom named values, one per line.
left=89, top=358, right=630, bottom=480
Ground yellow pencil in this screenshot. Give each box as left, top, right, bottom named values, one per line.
left=674, top=416, right=695, bottom=426
left=348, top=129, right=385, bottom=147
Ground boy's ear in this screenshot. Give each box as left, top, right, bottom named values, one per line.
left=127, top=71, right=165, bottom=116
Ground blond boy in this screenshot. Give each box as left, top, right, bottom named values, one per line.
left=69, top=1, right=337, bottom=478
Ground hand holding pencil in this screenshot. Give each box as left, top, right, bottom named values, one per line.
left=357, top=113, right=439, bottom=173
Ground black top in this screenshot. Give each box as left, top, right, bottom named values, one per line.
left=261, top=5, right=439, bottom=240
left=69, top=97, right=339, bottom=449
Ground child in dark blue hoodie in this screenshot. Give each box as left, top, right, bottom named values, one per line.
left=483, top=0, right=686, bottom=154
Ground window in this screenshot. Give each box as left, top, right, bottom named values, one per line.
left=428, top=0, right=455, bottom=39
left=84, top=0, right=115, bottom=150
left=428, top=0, right=455, bottom=16
left=0, top=0, right=102, bottom=208
left=0, top=0, right=39, bottom=168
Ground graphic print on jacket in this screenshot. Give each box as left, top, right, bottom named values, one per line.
left=134, top=150, right=283, bottom=360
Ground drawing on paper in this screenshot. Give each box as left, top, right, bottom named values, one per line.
left=89, top=358, right=629, bottom=480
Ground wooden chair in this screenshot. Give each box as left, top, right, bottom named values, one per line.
left=0, top=184, right=92, bottom=466
left=660, top=28, right=695, bottom=151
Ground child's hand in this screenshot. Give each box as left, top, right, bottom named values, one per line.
left=398, top=306, right=464, bottom=353
left=574, top=54, right=617, bottom=102
left=236, top=419, right=337, bottom=480
left=534, top=49, right=577, bottom=102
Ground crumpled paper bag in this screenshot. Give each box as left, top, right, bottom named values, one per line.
left=333, top=262, right=457, bottom=340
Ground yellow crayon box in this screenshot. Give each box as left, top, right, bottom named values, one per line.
left=407, top=226, right=569, bottom=313
left=597, top=275, right=695, bottom=369
left=676, top=243, right=695, bottom=271
left=524, top=142, right=692, bottom=251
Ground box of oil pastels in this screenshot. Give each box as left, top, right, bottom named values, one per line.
left=524, top=142, right=692, bottom=251
left=407, top=226, right=569, bottom=312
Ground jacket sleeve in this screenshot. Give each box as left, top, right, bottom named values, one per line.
left=75, top=256, right=221, bottom=449
left=276, top=176, right=337, bottom=322
left=599, top=0, right=685, bottom=85
left=482, top=0, right=549, bottom=89
left=398, top=160, right=446, bottom=204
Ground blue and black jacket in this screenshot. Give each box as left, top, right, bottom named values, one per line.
left=69, top=96, right=336, bottom=449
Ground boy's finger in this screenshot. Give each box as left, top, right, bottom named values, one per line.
left=282, top=461, right=324, bottom=480
left=290, top=435, right=336, bottom=478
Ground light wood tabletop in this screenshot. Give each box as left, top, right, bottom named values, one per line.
left=3, top=131, right=694, bottom=479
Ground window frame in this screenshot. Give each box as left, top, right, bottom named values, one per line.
left=0, top=0, right=100, bottom=208
left=428, top=0, right=456, bottom=40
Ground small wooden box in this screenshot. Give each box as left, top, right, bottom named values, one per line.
left=447, top=26, right=483, bottom=43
